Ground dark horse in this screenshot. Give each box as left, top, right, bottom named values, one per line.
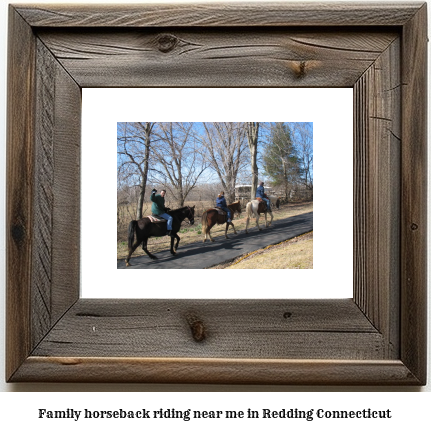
left=201, top=201, right=242, bottom=242
left=125, top=206, right=195, bottom=266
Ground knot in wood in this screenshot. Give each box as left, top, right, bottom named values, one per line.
left=411, top=223, right=419, bottom=231
left=11, top=222, right=26, bottom=245
left=156, top=34, right=178, bottom=53
left=186, top=314, right=206, bottom=342
left=294, top=61, right=307, bottom=78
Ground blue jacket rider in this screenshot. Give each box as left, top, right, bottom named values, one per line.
left=256, top=181, right=271, bottom=211
left=150, top=189, right=173, bottom=236
left=216, top=191, right=232, bottom=222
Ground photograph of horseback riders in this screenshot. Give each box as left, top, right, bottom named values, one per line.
left=117, top=122, right=313, bottom=269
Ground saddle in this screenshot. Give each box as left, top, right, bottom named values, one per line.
left=212, top=207, right=227, bottom=216
left=255, top=198, right=267, bottom=213
left=146, top=215, right=166, bottom=223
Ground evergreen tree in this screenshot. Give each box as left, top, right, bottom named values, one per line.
left=263, top=122, right=300, bottom=200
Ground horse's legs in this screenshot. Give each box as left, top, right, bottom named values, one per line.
left=125, top=240, right=141, bottom=267
left=225, top=223, right=229, bottom=239
left=204, top=221, right=215, bottom=242
left=174, top=233, right=180, bottom=251
left=141, top=237, right=157, bottom=260
left=226, top=222, right=237, bottom=236
left=203, top=219, right=214, bottom=243
left=203, top=226, right=211, bottom=242
left=170, top=235, right=177, bottom=256
left=268, top=211, right=273, bottom=226
left=256, top=214, right=262, bottom=230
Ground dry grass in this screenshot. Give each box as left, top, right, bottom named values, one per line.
left=224, top=231, right=313, bottom=269
left=117, top=201, right=313, bottom=260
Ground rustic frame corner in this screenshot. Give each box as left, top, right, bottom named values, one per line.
left=6, top=2, right=427, bottom=385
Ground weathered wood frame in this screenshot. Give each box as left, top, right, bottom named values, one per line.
left=6, top=2, right=427, bottom=385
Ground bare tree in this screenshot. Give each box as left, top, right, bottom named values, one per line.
left=246, top=122, right=260, bottom=200
left=117, top=122, right=155, bottom=219
left=152, top=122, right=207, bottom=206
left=291, top=122, right=313, bottom=191
left=200, top=122, right=248, bottom=203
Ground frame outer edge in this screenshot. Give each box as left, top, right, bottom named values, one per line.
left=13, top=2, right=425, bottom=27
left=5, top=2, right=428, bottom=385
left=12, top=357, right=422, bottom=385
left=6, top=6, right=37, bottom=380
left=401, top=3, right=428, bottom=384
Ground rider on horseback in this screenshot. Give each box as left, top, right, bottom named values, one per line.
left=216, top=191, right=232, bottom=222
left=150, top=189, right=173, bottom=236
left=256, top=181, right=271, bottom=212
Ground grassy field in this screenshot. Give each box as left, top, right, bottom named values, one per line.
left=117, top=201, right=313, bottom=260
left=221, top=231, right=313, bottom=269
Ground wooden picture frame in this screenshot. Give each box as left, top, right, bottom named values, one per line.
left=6, top=2, right=427, bottom=385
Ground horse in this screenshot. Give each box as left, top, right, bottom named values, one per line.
left=268, top=195, right=280, bottom=209
left=125, top=206, right=195, bottom=266
left=245, top=199, right=273, bottom=233
left=201, top=201, right=242, bottom=242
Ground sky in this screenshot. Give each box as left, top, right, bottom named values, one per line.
left=117, top=121, right=313, bottom=188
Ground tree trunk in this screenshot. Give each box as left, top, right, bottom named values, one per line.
left=250, top=146, right=258, bottom=200
left=246, top=122, right=259, bottom=200
left=136, top=187, right=145, bottom=220
left=136, top=123, right=153, bottom=219
left=282, top=159, right=289, bottom=202
left=227, top=179, right=236, bottom=203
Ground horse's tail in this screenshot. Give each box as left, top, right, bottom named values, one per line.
left=201, top=211, right=208, bottom=234
left=246, top=202, right=254, bottom=218
left=276, top=198, right=280, bottom=209
left=245, top=202, right=253, bottom=233
left=128, top=220, right=137, bottom=249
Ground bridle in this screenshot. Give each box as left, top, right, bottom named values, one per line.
left=229, top=201, right=242, bottom=216
left=184, top=206, right=195, bottom=225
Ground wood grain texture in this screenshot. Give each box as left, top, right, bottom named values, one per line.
left=15, top=2, right=423, bottom=27
left=50, top=52, right=81, bottom=325
left=6, top=2, right=427, bottom=385
left=37, top=29, right=398, bottom=88
left=6, top=7, right=36, bottom=381
left=32, top=299, right=382, bottom=359
left=400, top=3, right=428, bottom=384
left=353, top=38, right=401, bottom=358
left=32, top=39, right=81, bottom=348
left=32, top=40, right=56, bottom=347
left=12, top=358, right=419, bottom=385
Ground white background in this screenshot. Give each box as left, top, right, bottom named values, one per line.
left=0, top=0, right=430, bottom=421
left=81, top=87, right=352, bottom=299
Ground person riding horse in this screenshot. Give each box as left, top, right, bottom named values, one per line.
left=150, top=189, right=173, bottom=236
left=256, top=181, right=272, bottom=212
left=216, top=191, right=232, bottom=222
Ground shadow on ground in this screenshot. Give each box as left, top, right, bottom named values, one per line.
left=117, top=212, right=313, bottom=269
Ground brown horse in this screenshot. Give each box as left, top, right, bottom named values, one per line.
left=201, top=201, right=242, bottom=242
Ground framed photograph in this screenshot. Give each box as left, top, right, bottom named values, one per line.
left=6, top=2, right=427, bottom=384
left=82, top=87, right=350, bottom=299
